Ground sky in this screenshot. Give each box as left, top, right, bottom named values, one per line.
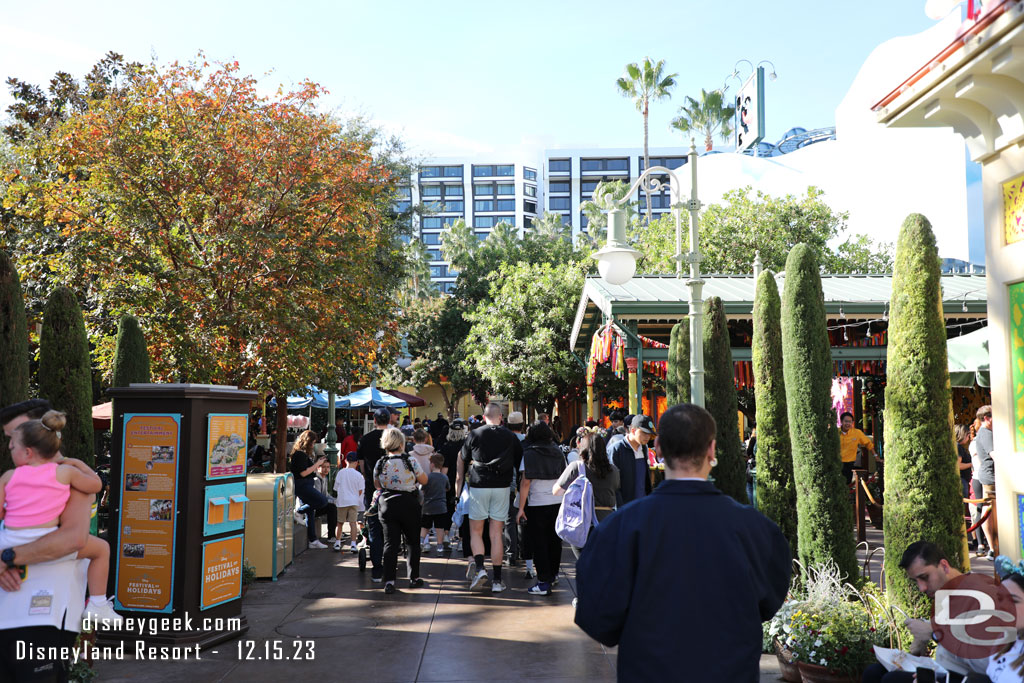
left=0, top=1, right=941, bottom=159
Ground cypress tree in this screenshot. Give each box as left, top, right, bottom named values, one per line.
left=781, top=244, right=857, bottom=579
left=111, top=315, right=151, bottom=387
left=0, top=252, right=30, bottom=471
left=883, top=214, right=967, bottom=617
left=704, top=296, right=748, bottom=503
left=38, top=287, right=95, bottom=466
left=666, top=318, right=690, bottom=405
left=752, top=271, right=798, bottom=557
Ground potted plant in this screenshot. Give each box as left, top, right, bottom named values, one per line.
left=785, top=602, right=887, bottom=683
left=241, top=559, right=256, bottom=596
left=765, top=596, right=804, bottom=682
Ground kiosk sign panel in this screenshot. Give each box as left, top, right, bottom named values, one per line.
left=206, top=413, right=248, bottom=479
left=115, top=413, right=181, bottom=612
left=201, top=535, right=244, bottom=609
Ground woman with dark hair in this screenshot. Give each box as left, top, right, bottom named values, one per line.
left=554, top=433, right=620, bottom=559
left=290, top=430, right=337, bottom=549
left=515, top=421, right=567, bottom=596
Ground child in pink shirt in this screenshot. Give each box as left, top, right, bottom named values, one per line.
left=0, top=410, right=122, bottom=627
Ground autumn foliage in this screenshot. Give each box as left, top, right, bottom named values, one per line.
left=5, top=57, right=404, bottom=391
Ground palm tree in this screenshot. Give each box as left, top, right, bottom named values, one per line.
left=671, top=88, right=735, bottom=152
left=616, top=57, right=677, bottom=224
left=403, top=240, right=437, bottom=301
left=484, top=221, right=518, bottom=253
left=440, top=218, right=478, bottom=270
left=531, top=212, right=569, bottom=241
left=579, top=180, right=637, bottom=242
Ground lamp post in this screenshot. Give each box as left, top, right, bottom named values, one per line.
left=325, top=390, right=339, bottom=468
left=592, top=139, right=706, bottom=407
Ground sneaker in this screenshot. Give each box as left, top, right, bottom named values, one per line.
left=371, top=576, right=383, bottom=584
left=350, top=544, right=358, bottom=554
left=523, top=569, right=535, bottom=580
left=333, top=540, right=342, bottom=551
left=527, top=582, right=551, bottom=596
left=293, top=511, right=306, bottom=526
left=83, top=599, right=123, bottom=629
left=551, top=574, right=560, bottom=585
left=409, top=578, right=425, bottom=589
left=491, top=581, right=507, bottom=594
left=384, top=582, right=396, bottom=594
left=572, top=597, right=578, bottom=609
left=435, top=545, right=444, bottom=557
left=469, top=569, right=490, bottom=590
left=308, top=540, right=328, bottom=549
left=466, top=560, right=476, bottom=580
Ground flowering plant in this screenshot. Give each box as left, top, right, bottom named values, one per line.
left=784, top=602, right=887, bottom=676
left=863, top=472, right=884, bottom=506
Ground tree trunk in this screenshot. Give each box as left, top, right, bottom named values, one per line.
left=643, top=101, right=651, bottom=224
left=705, top=131, right=713, bottom=152
left=275, top=391, right=289, bottom=473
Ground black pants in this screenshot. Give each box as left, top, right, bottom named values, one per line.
left=295, top=481, right=336, bottom=543
left=526, top=503, right=562, bottom=584
left=381, top=491, right=421, bottom=583
left=0, top=626, right=76, bottom=682
left=842, top=461, right=856, bottom=483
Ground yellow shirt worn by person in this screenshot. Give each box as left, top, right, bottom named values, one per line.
left=839, top=427, right=874, bottom=463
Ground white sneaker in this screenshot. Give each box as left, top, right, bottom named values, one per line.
left=83, top=599, right=123, bottom=629
left=435, top=545, right=444, bottom=556
left=491, top=581, right=507, bottom=594
left=350, top=544, right=358, bottom=554
left=293, top=511, right=306, bottom=526
left=309, top=540, right=328, bottom=549
left=333, top=540, right=342, bottom=551
left=469, top=569, right=490, bottom=590
left=466, top=560, right=475, bottom=580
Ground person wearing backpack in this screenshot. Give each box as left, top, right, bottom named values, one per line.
left=373, top=427, right=429, bottom=595
left=515, top=421, right=567, bottom=596
left=553, top=433, right=619, bottom=559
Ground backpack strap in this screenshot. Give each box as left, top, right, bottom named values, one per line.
left=578, top=459, right=586, bottom=479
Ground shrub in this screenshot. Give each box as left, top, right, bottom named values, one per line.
left=752, top=270, right=798, bottom=556
left=781, top=244, right=857, bottom=580
left=0, top=251, right=29, bottom=471
left=111, top=315, right=151, bottom=386
left=703, top=296, right=747, bottom=503
left=38, top=287, right=95, bottom=465
left=882, top=214, right=968, bottom=619
left=666, top=319, right=690, bottom=405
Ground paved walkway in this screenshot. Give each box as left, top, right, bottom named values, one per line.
left=93, top=536, right=787, bottom=682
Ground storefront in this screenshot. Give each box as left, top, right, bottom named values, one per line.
left=875, top=0, right=1024, bottom=561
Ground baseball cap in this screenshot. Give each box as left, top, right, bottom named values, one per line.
left=387, top=406, right=400, bottom=415
left=372, top=407, right=391, bottom=424
left=507, top=411, right=524, bottom=425
left=630, top=415, right=656, bottom=435
left=451, top=419, right=467, bottom=430
left=609, top=410, right=626, bottom=422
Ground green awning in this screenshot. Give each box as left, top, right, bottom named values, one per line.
left=948, top=326, right=990, bottom=388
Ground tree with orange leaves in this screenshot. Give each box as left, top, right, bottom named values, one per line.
left=5, top=56, right=408, bottom=470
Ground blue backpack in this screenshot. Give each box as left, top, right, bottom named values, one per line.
left=555, top=461, right=595, bottom=547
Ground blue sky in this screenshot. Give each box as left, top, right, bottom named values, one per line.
left=1, top=1, right=938, bottom=157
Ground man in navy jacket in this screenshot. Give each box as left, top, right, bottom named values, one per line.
left=608, top=415, right=654, bottom=507
left=575, top=403, right=791, bottom=682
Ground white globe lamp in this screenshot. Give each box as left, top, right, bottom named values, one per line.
left=592, top=207, right=640, bottom=287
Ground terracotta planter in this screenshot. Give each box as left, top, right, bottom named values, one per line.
left=796, top=661, right=859, bottom=683
left=773, top=641, right=801, bottom=683
left=866, top=502, right=883, bottom=530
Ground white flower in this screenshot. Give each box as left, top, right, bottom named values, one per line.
left=814, top=639, right=823, bottom=647
left=820, top=658, right=827, bottom=666
left=782, top=624, right=792, bottom=634
left=809, top=651, right=816, bottom=658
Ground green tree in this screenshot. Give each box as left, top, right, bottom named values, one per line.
left=616, top=57, right=677, bottom=224
left=111, top=314, right=151, bottom=387
left=0, top=250, right=29, bottom=470
left=403, top=240, right=438, bottom=303
left=703, top=296, right=747, bottom=503
left=752, top=271, right=797, bottom=557
left=531, top=212, right=570, bottom=241
left=439, top=218, right=479, bottom=271
left=666, top=319, right=690, bottom=405
left=485, top=221, right=518, bottom=253
left=464, top=261, right=584, bottom=411
left=630, top=186, right=893, bottom=275
left=671, top=88, right=736, bottom=152
left=38, top=287, right=94, bottom=465
left=579, top=180, right=638, bottom=241
left=883, top=214, right=968, bottom=616
left=781, top=244, right=857, bottom=579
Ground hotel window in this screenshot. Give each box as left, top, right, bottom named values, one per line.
left=560, top=213, right=571, bottom=226
left=443, top=166, right=463, bottom=177
left=550, top=197, right=571, bottom=211
left=422, top=217, right=442, bottom=229
left=496, top=183, right=515, bottom=195
left=496, top=215, right=515, bottom=226
left=429, top=265, right=447, bottom=278
left=524, top=184, right=537, bottom=197
left=496, top=199, right=515, bottom=211
left=549, top=159, right=570, bottom=172
left=421, top=166, right=441, bottom=178
left=422, top=232, right=441, bottom=245
left=474, top=183, right=493, bottom=196
left=397, top=187, right=412, bottom=198
left=495, top=165, right=514, bottom=176
left=524, top=201, right=537, bottom=214
left=393, top=201, right=411, bottom=212
left=580, top=213, right=589, bottom=229
left=475, top=200, right=494, bottom=212
left=473, top=165, right=493, bottom=177
left=581, top=158, right=628, bottom=172
left=548, top=181, right=570, bottom=193
left=427, top=249, right=442, bottom=261
left=444, top=184, right=463, bottom=197
left=420, top=185, right=441, bottom=197
left=524, top=216, right=534, bottom=229
left=524, top=168, right=537, bottom=181
left=443, top=201, right=464, bottom=212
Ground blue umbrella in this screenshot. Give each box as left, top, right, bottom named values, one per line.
left=337, top=386, right=408, bottom=409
